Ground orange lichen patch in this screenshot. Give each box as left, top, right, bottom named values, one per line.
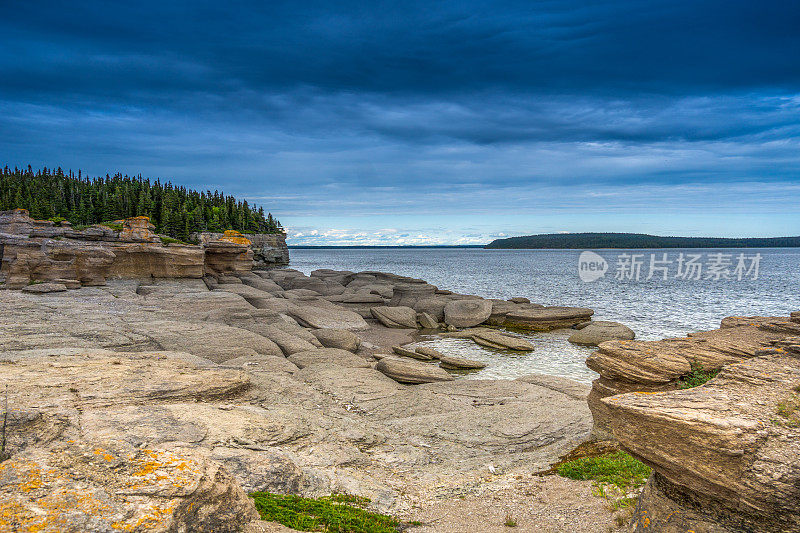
left=112, top=501, right=176, bottom=531
left=128, top=449, right=201, bottom=490
left=220, top=230, right=252, bottom=246
left=94, top=447, right=116, bottom=462
left=9, top=461, right=46, bottom=493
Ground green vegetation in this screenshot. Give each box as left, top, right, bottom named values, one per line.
left=678, top=362, right=720, bottom=389
left=249, top=492, right=401, bottom=533
left=1, top=165, right=282, bottom=241
left=485, top=232, right=800, bottom=249
left=556, top=451, right=651, bottom=490
left=159, top=235, right=188, bottom=245
left=773, top=392, right=800, bottom=428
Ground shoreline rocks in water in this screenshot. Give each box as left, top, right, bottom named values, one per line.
left=567, top=320, right=635, bottom=346
left=504, top=306, right=595, bottom=330
left=438, top=355, right=487, bottom=370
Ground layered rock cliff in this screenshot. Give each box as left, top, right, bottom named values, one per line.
left=194, top=231, right=289, bottom=267
left=588, top=313, right=800, bottom=532
left=0, top=209, right=254, bottom=288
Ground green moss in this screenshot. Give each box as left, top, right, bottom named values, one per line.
left=98, top=221, right=124, bottom=232
left=556, top=452, right=651, bottom=490
left=249, top=492, right=402, bottom=533
left=678, top=361, right=720, bottom=389
left=159, top=235, right=188, bottom=245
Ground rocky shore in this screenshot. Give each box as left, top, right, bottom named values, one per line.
left=1, top=210, right=797, bottom=532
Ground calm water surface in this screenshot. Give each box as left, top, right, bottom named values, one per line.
left=288, top=248, right=800, bottom=382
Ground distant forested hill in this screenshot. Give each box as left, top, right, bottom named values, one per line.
left=485, top=232, right=800, bottom=249
left=0, top=165, right=282, bottom=240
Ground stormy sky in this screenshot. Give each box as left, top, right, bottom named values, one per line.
left=2, top=0, right=799, bottom=244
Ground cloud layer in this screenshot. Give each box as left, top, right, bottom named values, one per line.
left=2, top=0, right=799, bottom=243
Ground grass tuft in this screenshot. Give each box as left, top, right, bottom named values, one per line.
left=159, top=235, right=187, bottom=245
left=556, top=451, right=650, bottom=490
left=503, top=513, right=518, bottom=527
left=249, top=492, right=401, bottom=533
left=678, top=361, right=720, bottom=389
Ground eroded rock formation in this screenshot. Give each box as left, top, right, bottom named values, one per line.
left=589, top=314, right=800, bottom=532
left=0, top=209, right=255, bottom=288
left=194, top=230, right=289, bottom=267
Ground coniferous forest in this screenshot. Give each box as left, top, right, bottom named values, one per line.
left=0, top=165, right=283, bottom=241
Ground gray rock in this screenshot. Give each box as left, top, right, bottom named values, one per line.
left=21, top=282, right=67, bottom=294
left=213, top=284, right=275, bottom=308
left=370, top=306, right=418, bottom=328
left=388, top=283, right=437, bottom=307
left=509, top=297, right=530, bottom=304
left=505, top=306, right=594, bottom=330
left=439, top=355, right=486, bottom=370
left=413, top=296, right=450, bottom=321
left=311, top=328, right=361, bottom=352
left=288, top=348, right=371, bottom=369
left=443, top=299, right=493, bottom=328
left=261, top=324, right=318, bottom=355
left=287, top=305, right=369, bottom=331
left=392, top=345, right=434, bottom=361
left=415, top=346, right=444, bottom=359
left=567, top=320, right=635, bottom=346
left=417, top=312, right=439, bottom=329
left=376, top=357, right=455, bottom=384
left=448, top=328, right=535, bottom=351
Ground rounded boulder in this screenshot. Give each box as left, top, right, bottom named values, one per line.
left=443, top=299, right=492, bottom=328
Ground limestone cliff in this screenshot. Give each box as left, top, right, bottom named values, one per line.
left=194, top=231, right=289, bottom=267
left=0, top=209, right=253, bottom=288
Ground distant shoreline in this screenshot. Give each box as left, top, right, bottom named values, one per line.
left=288, top=245, right=484, bottom=249
left=485, top=232, right=800, bottom=249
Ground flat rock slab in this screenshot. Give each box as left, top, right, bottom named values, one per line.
left=21, top=282, right=67, bottom=293
left=287, top=348, right=372, bottom=369
left=376, top=357, right=455, bottom=384
left=287, top=305, right=369, bottom=331
left=371, top=306, right=418, bottom=328
left=444, top=299, right=492, bottom=328
left=443, top=327, right=534, bottom=351
left=473, top=329, right=534, bottom=351
left=568, top=320, right=635, bottom=346
left=393, top=345, right=433, bottom=360
left=1, top=348, right=250, bottom=410
left=439, top=355, right=486, bottom=370
left=415, top=346, right=444, bottom=359
left=505, top=306, right=594, bottom=330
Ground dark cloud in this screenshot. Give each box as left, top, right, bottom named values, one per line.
left=1, top=0, right=799, bottom=242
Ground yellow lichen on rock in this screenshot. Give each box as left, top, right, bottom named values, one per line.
left=0, top=441, right=258, bottom=532
left=219, top=230, right=252, bottom=246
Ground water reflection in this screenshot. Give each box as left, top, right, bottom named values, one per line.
left=410, top=327, right=599, bottom=383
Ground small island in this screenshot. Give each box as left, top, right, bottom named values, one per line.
left=485, top=232, right=800, bottom=249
